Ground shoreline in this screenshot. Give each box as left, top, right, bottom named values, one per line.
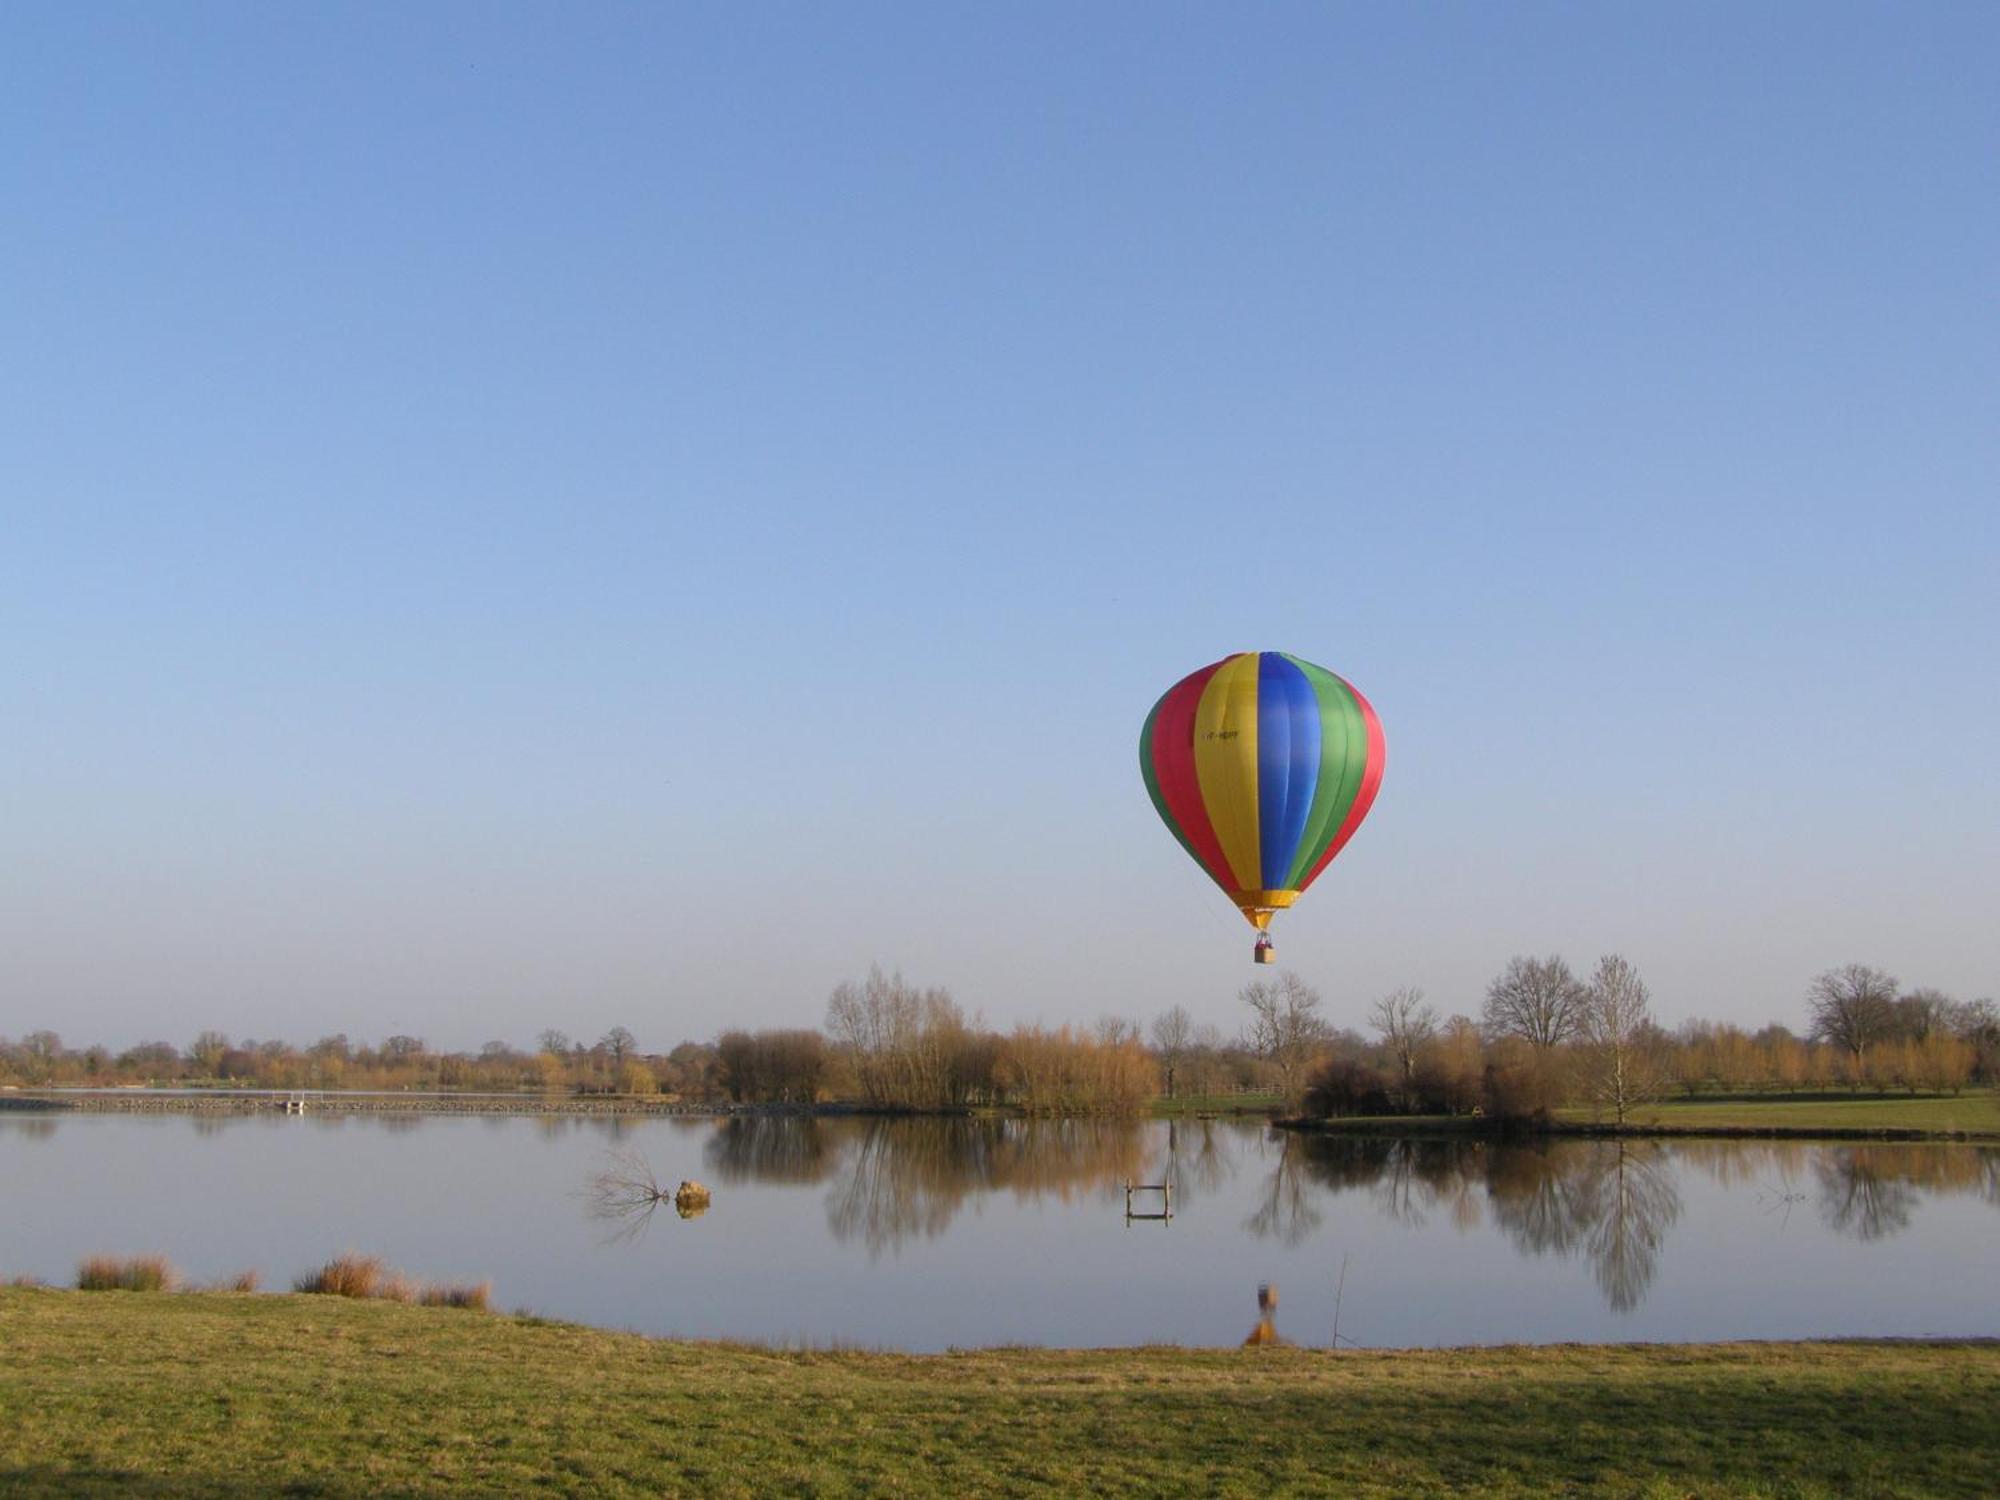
left=6, top=1089, right=1997, bottom=1142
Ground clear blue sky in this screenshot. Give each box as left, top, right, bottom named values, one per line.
left=4, top=4, right=1995, bottom=1051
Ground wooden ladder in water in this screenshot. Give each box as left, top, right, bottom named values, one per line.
left=1124, top=1177, right=1171, bottom=1223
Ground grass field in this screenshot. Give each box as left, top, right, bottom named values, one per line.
left=1559, top=1089, right=2000, bottom=1137
left=2, top=1290, right=1996, bottom=1497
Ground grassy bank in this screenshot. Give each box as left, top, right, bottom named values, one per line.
left=1286, top=1089, right=2000, bottom=1140
left=1558, top=1089, right=2000, bottom=1138
left=2, top=1290, right=1996, bottom=1497
left=1150, top=1090, right=1284, bottom=1117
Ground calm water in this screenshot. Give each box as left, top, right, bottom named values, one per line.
left=3, top=1113, right=1994, bottom=1351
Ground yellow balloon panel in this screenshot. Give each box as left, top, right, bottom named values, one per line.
left=1190, top=653, right=1263, bottom=891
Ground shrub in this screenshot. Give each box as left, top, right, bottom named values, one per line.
left=1482, top=1042, right=1568, bottom=1124
left=212, top=1269, right=261, bottom=1293
left=992, top=1026, right=1158, bottom=1115
left=716, top=1028, right=828, bottom=1104
left=1301, top=1056, right=1396, bottom=1118
left=77, top=1255, right=175, bottom=1292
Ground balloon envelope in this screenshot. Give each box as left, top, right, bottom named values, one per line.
left=1139, top=652, right=1384, bottom=931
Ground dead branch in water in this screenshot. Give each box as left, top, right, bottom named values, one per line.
left=586, top=1150, right=670, bottom=1242
left=587, top=1149, right=671, bottom=1215
left=586, top=1151, right=718, bottom=1239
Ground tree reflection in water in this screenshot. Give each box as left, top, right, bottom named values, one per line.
left=1279, top=1136, right=1682, bottom=1312
left=707, top=1117, right=1156, bottom=1256
left=706, top=1115, right=844, bottom=1186
left=1242, top=1132, right=1322, bottom=1246
left=1288, top=1136, right=1487, bottom=1235
left=1814, top=1146, right=1927, bottom=1242
left=666, top=1119, right=2000, bottom=1309
left=1163, top=1118, right=1239, bottom=1209
left=1582, top=1143, right=1682, bottom=1312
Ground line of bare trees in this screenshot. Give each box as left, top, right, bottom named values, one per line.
left=4, top=958, right=1992, bottom=1119
left=0, top=1027, right=714, bottom=1099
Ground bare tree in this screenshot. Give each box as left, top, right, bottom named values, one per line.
left=188, top=1031, right=231, bottom=1076
left=1187, top=1023, right=1229, bottom=1095
left=1093, top=1015, right=1141, bottom=1047
left=1891, top=988, right=1954, bottom=1042
left=537, top=1029, right=573, bottom=1058
left=1807, top=964, right=1898, bottom=1067
left=1483, top=955, right=1585, bottom=1051
left=600, top=1026, right=637, bottom=1065
left=1577, top=954, right=1667, bottom=1124
left=21, top=1031, right=64, bottom=1081
left=1240, top=972, right=1328, bottom=1104
left=1954, top=998, right=2000, bottom=1082
left=825, top=966, right=973, bottom=1109
left=1369, top=987, right=1437, bottom=1104
left=1150, top=1005, right=1194, bottom=1099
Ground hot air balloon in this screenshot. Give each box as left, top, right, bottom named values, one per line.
left=1139, top=652, right=1384, bottom=963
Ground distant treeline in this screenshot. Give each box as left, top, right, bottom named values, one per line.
left=1292, top=958, right=1999, bottom=1125
left=4, top=959, right=1993, bottom=1121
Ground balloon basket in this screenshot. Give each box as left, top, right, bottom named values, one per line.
left=1253, top=944, right=1275, bottom=965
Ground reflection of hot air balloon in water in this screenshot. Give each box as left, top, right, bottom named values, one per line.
left=1139, top=652, right=1384, bottom=963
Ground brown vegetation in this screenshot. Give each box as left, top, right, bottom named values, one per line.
left=76, top=1255, right=175, bottom=1292
left=418, top=1282, right=493, bottom=1311
left=292, top=1253, right=491, bottom=1309
left=715, top=1029, right=828, bottom=1103
left=993, top=1025, right=1157, bottom=1115
left=294, top=1253, right=409, bottom=1301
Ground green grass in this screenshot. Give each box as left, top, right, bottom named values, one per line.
left=1560, top=1089, right=2000, bottom=1137
left=2, top=1290, right=1996, bottom=1497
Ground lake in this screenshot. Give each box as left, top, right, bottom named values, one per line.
left=3, top=1113, right=1994, bottom=1351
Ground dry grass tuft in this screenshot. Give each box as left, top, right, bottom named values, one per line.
left=293, top=1253, right=389, bottom=1299
left=377, top=1274, right=417, bottom=1305
left=211, top=1269, right=261, bottom=1294
left=419, top=1281, right=492, bottom=1311
left=77, top=1255, right=176, bottom=1292
left=293, top=1252, right=485, bottom=1310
